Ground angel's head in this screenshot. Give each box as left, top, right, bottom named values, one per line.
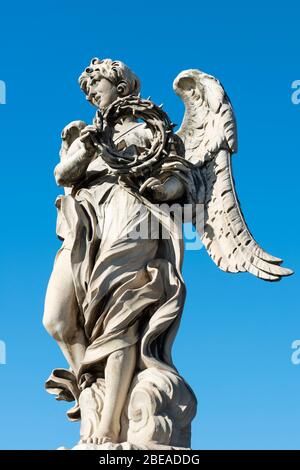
left=79, top=58, right=140, bottom=111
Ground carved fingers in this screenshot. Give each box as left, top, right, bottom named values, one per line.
left=139, top=177, right=162, bottom=194
left=79, top=125, right=100, bottom=154
left=139, top=176, right=185, bottom=201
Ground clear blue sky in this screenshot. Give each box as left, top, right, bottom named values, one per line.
left=0, top=0, right=299, bottom=450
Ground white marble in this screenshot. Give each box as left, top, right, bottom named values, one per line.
left=44, top=58, right=293, bottom=450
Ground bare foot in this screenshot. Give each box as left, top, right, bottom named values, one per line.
left=96, top=422, right=120, bottom=444
left=97, top=435, right=114, bottom=445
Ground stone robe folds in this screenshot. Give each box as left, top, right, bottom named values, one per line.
left=47, top=124, right=195, bottom=407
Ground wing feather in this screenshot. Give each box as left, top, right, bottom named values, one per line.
left=173, top=69, right=293, bottom=281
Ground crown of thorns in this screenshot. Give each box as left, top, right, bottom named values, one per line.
left=93, top=95, right=177, bottom=176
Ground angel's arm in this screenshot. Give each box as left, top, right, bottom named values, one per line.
left=55, top=124, right=98, bottom=187
left=55, top=140, right=93, bottom=187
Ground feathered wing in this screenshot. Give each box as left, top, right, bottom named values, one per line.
left=173, top=69, right=293, bottom=281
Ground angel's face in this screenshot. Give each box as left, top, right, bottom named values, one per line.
left=87, top=77, right=118, bottom=111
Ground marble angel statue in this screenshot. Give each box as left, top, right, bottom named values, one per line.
left=43, top=58, right=292, bottom=450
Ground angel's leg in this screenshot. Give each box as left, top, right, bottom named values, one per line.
left=43, top=247, right=88, bottom=374
left=96, top=345, right=136, bottom=443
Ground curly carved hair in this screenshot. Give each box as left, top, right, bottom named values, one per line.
left=79, top=58, right=141, bottom=99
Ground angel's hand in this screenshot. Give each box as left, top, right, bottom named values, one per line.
left=140, top=176, right=185, bottom=201
left=79, top=125, right=100, bottom=154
